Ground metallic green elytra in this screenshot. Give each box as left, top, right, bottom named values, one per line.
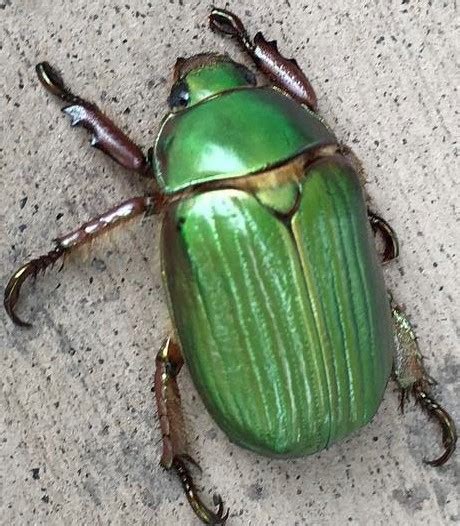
left=158, top=58, right=395, bottom=457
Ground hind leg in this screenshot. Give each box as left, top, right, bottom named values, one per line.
left=392, top=302, right=457, bottom=466
left=154, top=337, right=229, bottom=524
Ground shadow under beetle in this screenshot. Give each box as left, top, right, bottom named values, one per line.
left=5, top=7, right=456, bottom=525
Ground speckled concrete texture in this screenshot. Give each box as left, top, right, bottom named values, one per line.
left=1, top=1, right=458, bottom=524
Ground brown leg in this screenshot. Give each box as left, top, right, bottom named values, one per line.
left=209, top=8, right=318, bottom=111
left=4, top=195, right=164, bottom=327
left=36, top=62, right=152, bottom=176
left=154, top=337, right=229, bottom=525
left=335, top=144, right=399, bottom=263
left=392, top=302, right=457, bottom=466
left=368, top=210, right=399, bottom=263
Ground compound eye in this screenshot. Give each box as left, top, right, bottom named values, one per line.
left=168, top=80, right=190, bottom=110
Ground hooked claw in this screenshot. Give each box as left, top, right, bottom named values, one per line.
left=36, top=62, right=81, bottom=105
left=172, top=455, right=229, bottom=525
left=4, top=246, right=64, bottom=328
left=368, top=211, right=400, bottom=263
left=413, top=384, right=457, bottom=467
left=209, top=7, right=253, bottom=51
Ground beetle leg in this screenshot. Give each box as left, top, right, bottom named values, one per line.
left=209, top=7, right=318, bottom=111
left=154, top=337, right=229, bottom=525
left=392, top=302, right=457, bottom=466
left=36, top=62, right=152, bottom=177
left=335, top=144, right=399, bottom=263
left=4, top=195, right=164, bottom=327
left=368, top=211, right=399, bottom=263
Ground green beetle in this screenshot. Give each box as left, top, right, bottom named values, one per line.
left=5, top=8, right=456, bottom=525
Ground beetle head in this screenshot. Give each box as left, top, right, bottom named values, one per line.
left=168, top=53, right=256, bottom=111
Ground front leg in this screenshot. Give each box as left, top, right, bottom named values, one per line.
left=154, top=337, right=229, bottom=524
left=36, top=62, right=152, bottom=176
left=209, top=8, right=318, bottom=110
left=392, top=302, right=457, bottom=466
left=4, top=195, right=164, bottom=327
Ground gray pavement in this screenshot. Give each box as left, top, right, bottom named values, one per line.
left=1, top=1, right=458, bottom=524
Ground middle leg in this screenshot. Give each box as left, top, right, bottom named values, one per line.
left=368, top=210, right=399, bottom=263
left=4, top=195, right=164, bottom=327
left=338, top=145, right=399, bottom=263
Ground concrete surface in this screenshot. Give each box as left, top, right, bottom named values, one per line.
left=1, top=1, right=458, bottom=524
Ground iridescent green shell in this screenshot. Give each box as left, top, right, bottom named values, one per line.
left=154, top=87, right=336, bottom=193
left=161, top=158, right=394, bottom=457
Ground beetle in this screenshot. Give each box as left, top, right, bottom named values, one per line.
left=4, top=7, right=456, bottom=525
